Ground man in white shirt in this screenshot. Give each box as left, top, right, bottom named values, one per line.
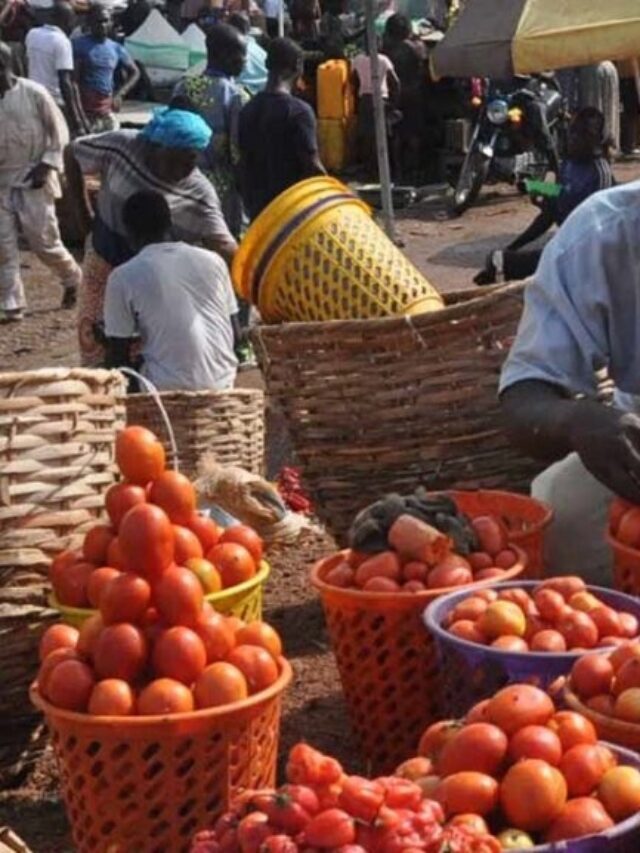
left=25, top=1, right=87, bottom=135
left=104, top=190, right=240, bottom=391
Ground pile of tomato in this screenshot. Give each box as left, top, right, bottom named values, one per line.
left=37, top=426, right=284, bottom=716
left=322, top=514, right=520, bottom=594
left=50, top=425, right=264, bottom=610
left=404, top=683, right=640, bottom=847
left=568, top=640, right=640, bottom=724
left=191, top=743, right=502, bottom=852
left=443, top=575, right=639, bottom=652
left=609, top=498, right=640, bottom=549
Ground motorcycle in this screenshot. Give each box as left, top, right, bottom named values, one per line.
left=451, top=76, right=566, bottom=215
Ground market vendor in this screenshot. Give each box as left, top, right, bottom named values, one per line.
left=499, top=179, right=640, bottom=586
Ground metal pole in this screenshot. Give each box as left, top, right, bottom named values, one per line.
left=278, top=0, right=285, bottom=37
left=363, top=0, right=396, bottom=239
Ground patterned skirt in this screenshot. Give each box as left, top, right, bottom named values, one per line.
left=78, top=244, right=112, bottom=368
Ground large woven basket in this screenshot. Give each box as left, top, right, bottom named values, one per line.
left=0, top=368, right=125, bottom=783
left=125, top=389, right=265, bottom=479
left=252, top=283, right=542, bottom=543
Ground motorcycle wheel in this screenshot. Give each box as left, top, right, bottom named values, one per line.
left=451, top=150, right=490, bottom=215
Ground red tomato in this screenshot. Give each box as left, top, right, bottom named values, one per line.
left=88, top=679, right=136, bottom=715
left=403, top=580, right=426, bottom=592
left=491, top=636, right=529, bottom=652
left=154, top=565, right=204, bottom=627
left=616, top=508, right=640, bottom=548
left=450, top=596, right=489, bottom=623
left=106, top=537, right=125, bottom=570
left=49, top=548, right=82, bottom=587
left=559, top=744, right=612, bottom=797
left=76, top=613, right=104, bottom=659
left=93, top=623, right=148, bottom=682
left=39, top=623, right=79, bottom=662
left=105, top=483, right=146, bottom=530
left=540, top=576, right=587, bottom=601
left=468, top=552, right=494, bottom=571
left=137, top=678, right=194, bottom=714
left=495, top=549, right=518, bottom=569
left=465, top=699, right=490, bottom=723
left=38, top=648, right=81, bottom=699
left=363, top=577, right=401, bottom=593
left=508, top=725, right=562, bottom=766
left=619, top=612, right=640, bottom=639
left=87, top=567, right=121, bottom=608
left=226, top=644, right=279, bottom=693
left=590, top=606, right=622, bottom=639
left=172, top=524, right=204, bottom=564
left=533, top=588, right=567, bottom=622
left=118, top=504, right=175, bottom=582
left=418, top=720, right=462, bottom=760
left=546, top=797, right=614, bottom=842
left=486, top=684, right=555, bottom=735
left=471, top=516, right=508, bottom=557
left=115, top=426, right=165, bottom=485
left=557, top=611, right=598, bottom=649
left=500, top=759, right=567, bottom=832
left=403, top=561, right=429, bottom=583
left=448, top=620, right=486, bottom=644
left=99, top=573, right=151, bottom=625
left=194, top=662, right=248, bottom=708
left=530, top=629, right=567, bottom=652
left=187, top=514, right=222, bottom=552
left=338, top=776, right=385, bottom=822
left=614, top=687, right=640, bottom=722
left=152, top=626, right=207, bottom=685
left=598, top=766, right=640, bottom=821
left=325, top=562, right=355, bottom=588
left=570, top=654, right=614, bottom=699
left=236, top=621, right=282, bottom=658
left=435, top=772, right=499, bottom=816
left=207, top=542, right=257, bottom=588
left=52, top=560, right=94, bottom=607
left=610, top=498, right=633, bottom=535
left=219, top=524, right=264, bottom=564
left=148, top=471, right=196, bottom=525
left=302, top=809, right=356, bottom=848
left=46, top=659, right=95, bottom=711
left=610, top=641, right=640, bottom=672
left=437, top=723, right=508, bottom=777
left=548, top=711, right=597, bottom=750
left=82, top=525, right=114, bottom=565
left=612, top=656, right=640, bottom=695
left=195, top=612, right=237, bottom=663
left=428, top=563, right=473, bottom=589
left=586, top=693, right=616, bottom=716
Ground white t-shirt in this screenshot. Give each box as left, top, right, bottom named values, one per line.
left=26, top=25, right=74, bottom=105
left=352, top=53, right=395, bottom=99
left=104, top=242, right=239, bottom=392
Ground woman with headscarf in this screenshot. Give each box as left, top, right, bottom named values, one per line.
left=65, top=106, right=237, bottom=367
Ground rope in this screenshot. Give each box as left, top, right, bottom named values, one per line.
left=119, top=368, right=180, bottom=471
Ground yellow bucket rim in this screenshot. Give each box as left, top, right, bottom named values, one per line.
left=49, top=560, right=271, bottom=621
left=232, top=177, right=369, bottom=303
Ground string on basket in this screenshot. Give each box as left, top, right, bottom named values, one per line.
left=119, top=368, right=180, bottom=471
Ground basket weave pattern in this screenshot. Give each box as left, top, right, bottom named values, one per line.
left=253, top=283, right=542, bottom=544
left=125, top=389, right=265, bottom=479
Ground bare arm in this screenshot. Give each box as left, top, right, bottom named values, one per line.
left=113, top=60, right=141, bottom=108
left=59, top=69, right=89, bottom=136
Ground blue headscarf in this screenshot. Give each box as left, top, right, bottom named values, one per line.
left=140, top=107, right=212, bottom=151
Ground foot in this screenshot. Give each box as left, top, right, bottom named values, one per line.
left=3, top=308, right=24, bottom=322
left=61, top=286, right=77, bottom=309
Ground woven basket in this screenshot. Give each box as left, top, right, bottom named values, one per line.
left=0, top=368, right=125, bottom=783
left=125, top=389, right=265, bottom=479
left=252, top=283, right=542, bottom=544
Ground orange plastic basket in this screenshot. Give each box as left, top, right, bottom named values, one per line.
left=607, top=531, right=640, bottom=596
left=564, top=684, right=640, bottom=751
left=447, top=489, right=552, bottom=580
left=310, top=549, right=525, bottom=773
left=31, top=659, right=292, bottom=853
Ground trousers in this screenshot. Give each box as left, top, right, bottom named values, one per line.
left=0, top=185, right=82, bottom=311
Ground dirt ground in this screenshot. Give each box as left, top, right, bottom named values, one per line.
left=2, top=167, right=640, bottom=850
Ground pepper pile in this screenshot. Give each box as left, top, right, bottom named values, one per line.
left=277, top=467, right=313, bottom=515
left=191, top=744, right=501, bottom=852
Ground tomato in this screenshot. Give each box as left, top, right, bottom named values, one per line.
left=569, top=591, right=602, bottom=613
left=49, top=548, right=82, bottom=587
left=115, top=426, right=165, bottom=485
left=474, top=588, right=498, bottom=603
left=434, top=772, right=499, bottom=816
left=227, top=644, right=279, bottom=693
left=427, top=561, right=473, bottom=589
left=279, top=784, right=321, bottom=816
left=530, top=630, right=567, bottom=652
left=465, top=699, right=490, bottom=724
left=394, top=756, right=433, bottom=781
left=589, top=606, right=622, bottom=640
left=558, top=611, right=599, bottom=650
left=610, top=641, right=640, bottom=672
left=616, top=508, right=640, bottom=548
left=468, top=552, right=494, bottom=571
left=363, top=577, right=401, bottom=592
left=207, top=542, right=256, bottom=588
left=619, top=612, right=640, bottom=639
left=260, top=837, right=298, bottom=853
left=533, top=588, right=566, bottom=622
left=88, top=679, right=135, bottom=715
left=570, top=654, right=614, bottom=699
left=403, top=580, right=426, bottom=592
left=379, top=777, right=423, bottom=810
left=148, top=470, right=196, bottom=525
left=508, top=725, right=562, bottom=766
left=437, top=723, right=507, bottom=777
left=338, top=776, right=385, bottom=822
left=138, top=678, right=194, bottom=714
left=540, top=576, right=587, bottom=601
left=448, top=620, right=486, bottom=643
left=184, top=557, right=222, bottom=594
left=498, top=587, right=530, bottom=609
left=105, top=483, right=146, bottom=530
left=187, top=514, right=222, bottom=553
left=152, top=626, right=206, bottom=685
left=250, top=792, right=312, bottom=834
left=93, top=623, right=148, bottom=682
left=478, top=601, right=526, bottom=640
left=500, top=759, right=567, bottom=832
left=548, top=711, right=597, bottom=750
left=486, top=684, right=554, bottom=735
left=286, top=744, right=343, bottom=787
left=46, top=659, right=95, bottom=711
left=195, top=612, right=236, bottom=663
left=495, top=549, right=517, bottom=569
left=303, top=808, right=356, bottom=848
left=87, top=567, right=121, bottom=609
left=106, top=537, right=125, bottom=570
left=99, top=573, right=151, bottom=625
left=614, top=686, right=640, bottom=721
left=354, top=552, right=402, bottom=587
left=77, top=613, right=104, bottom=659
left=118, top=504, right=174, bottom=582
left=52, top=560, right=94, bottom=607
left=450, top=597, right=489, bottom=624
left=236, top=621, right=282, bottom=658
left=612, top=655, right=640, bottom=695
left=559, top=743, right=611, bottom=797
left=471, top=516, right=508, bottom=557
left=599, top=765, right=640, bottom=820
left=39, top=623, right=79, bottom=662
left=38, top=648, right=81, bottom=699
left=545, top=797, right=614, bottom=842
left=325, top=562, right=355, bottom=588
left=610, top=498, right=633, bottom=534
left=83, top=525, right=114, bottom=566
left=449, top=814, right=489, bottom=835
left=403, top=561, right=429, bottom=583
left=491, top=636, right=529, bottom=651
left=154, top=565, right=204, bottom=627
left=172, top=524, right=204, bottom=564
left=586, top=693, right=615, bottom=716
left=219, top=524, right=263, bottom=564
left=194, top=661, right=248, bottom=708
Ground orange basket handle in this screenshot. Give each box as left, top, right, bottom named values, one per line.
left=119, top=368, right=180, bottom=472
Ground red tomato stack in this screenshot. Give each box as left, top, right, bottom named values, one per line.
left=38, top=426, right=283, bottom=715
left=191, top=743, right=502, bottom=853
left=443, top=576, right=640, bottom=652
left=406, top=684, right=640, bottom=847
left=569, top=641, right=640, bottom=724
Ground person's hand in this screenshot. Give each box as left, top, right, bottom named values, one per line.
left=569, top=403, right=640, bottom=502
left=27, top=162, right=53, bottom=189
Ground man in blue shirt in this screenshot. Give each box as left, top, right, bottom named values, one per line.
left=500, top=179, right=640, bottom=583
left=72, top=5, right=139, bottom=132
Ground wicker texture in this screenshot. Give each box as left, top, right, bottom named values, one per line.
left=253, top=283, right=543, bottom=544
left=32, top=660, right=291, bottom=853
left=0, top=369, right=125, bottom=783
left=125, top=389, right=265, bottom=480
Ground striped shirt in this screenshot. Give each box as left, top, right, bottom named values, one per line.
left=71, top=130, right=235, bottom=267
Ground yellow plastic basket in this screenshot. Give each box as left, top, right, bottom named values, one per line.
left=232, top=177, right=444, bottom=323
left=50, top=561, right=271, bottom=627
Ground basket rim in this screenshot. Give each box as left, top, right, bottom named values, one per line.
left=30, top=656, right=292, bottom=726
left=50, top=560, right=271, bottom=618
left=126, top=388, right=265, bottom=402
left=563, top=683, right=640, bottom=738
left=310, top=547, right=527, bottom=605
left=606, top=528, right=640, bottom=559
left=445, top=488, right=554, bottom=533
left=0, top=367, right=125, bottom=385
left=424, top=580, right=640, bottom=661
